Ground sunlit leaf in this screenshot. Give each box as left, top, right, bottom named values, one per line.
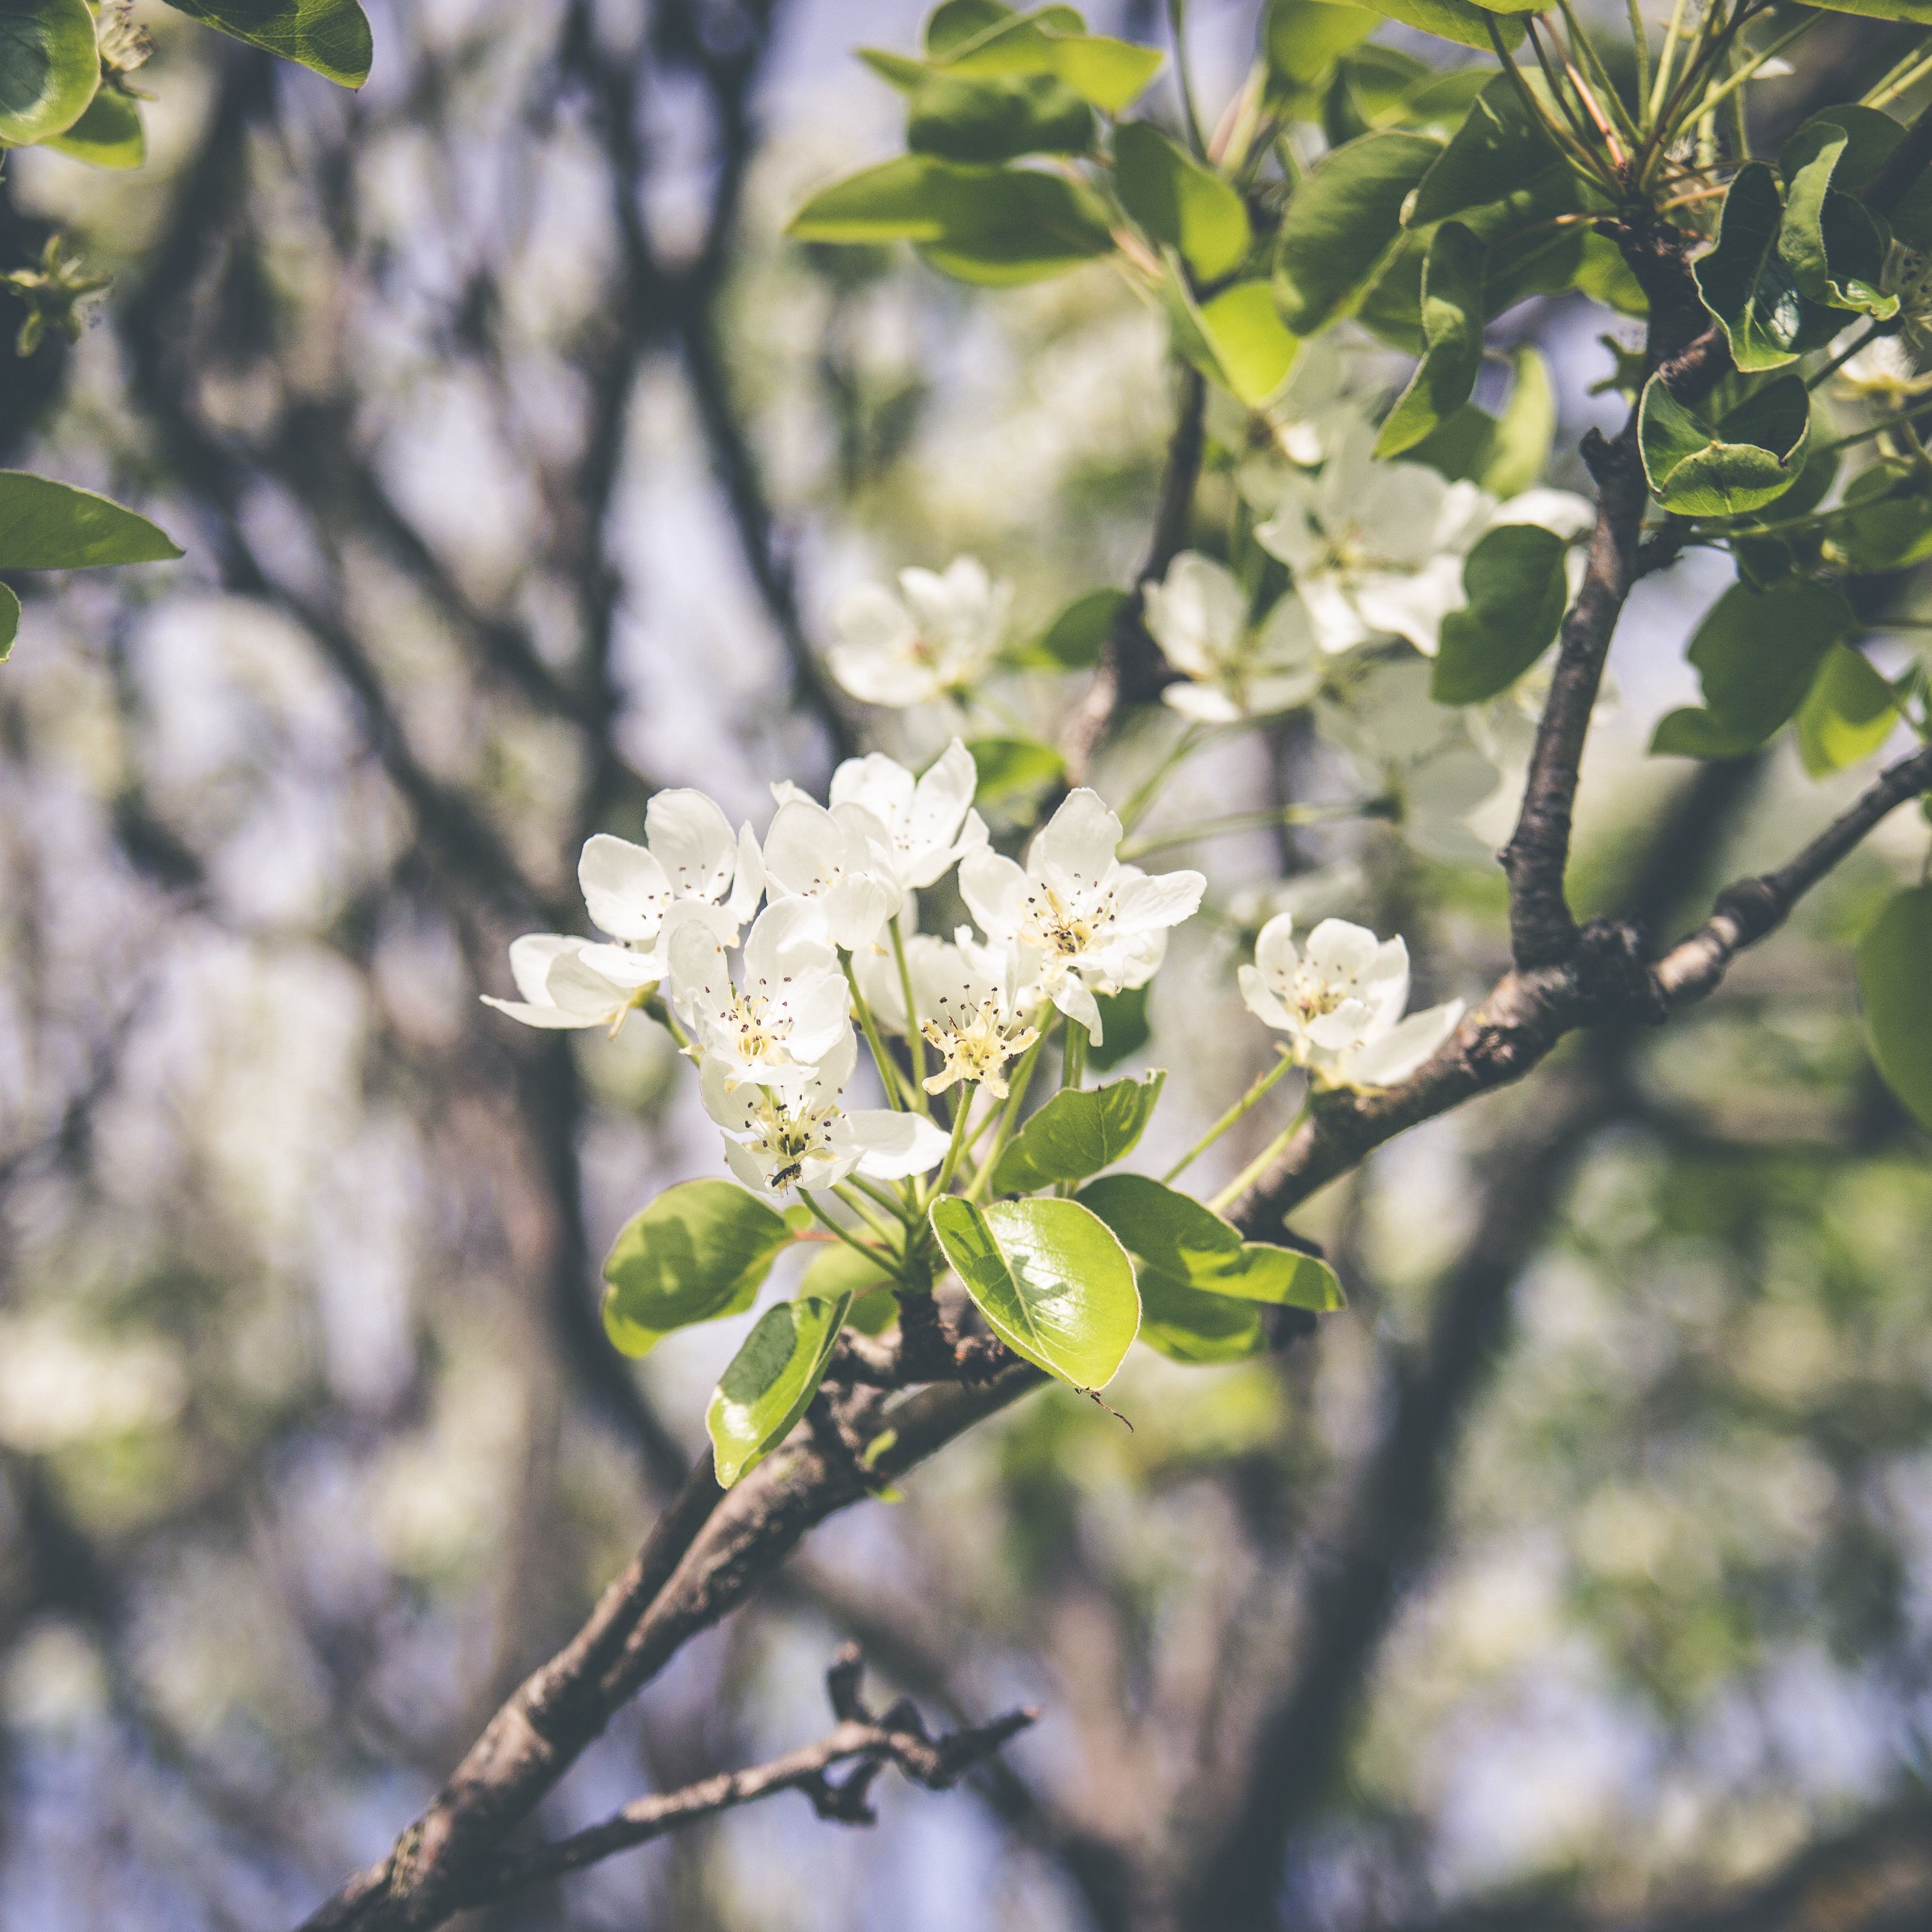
left=1375, top=220, right=1483, bottom=457
left=1315, top=0, right=1525, bottom=53
left=0, top=472, right=182, bottom=569
left=988, top=1070, right=1166, bottom=1194
left=930, top=1195, right=1139, bottom=1388
left=1113, top=122, right=1251, bottom=281
left=1795, top=644, right=1900, bottom=775
left=42, top=82, right=144, bottom=167
left=0, top=0, right=98, bottom=146
left=0, top=584, right=18, bottom=662
left=161, top=0, right=373, bottom=88
left=1856, top=885, right=1932, bottom=1130
left=602, top=1180, right=796, bottom=1358
left=707, top=1293, right=851, bottom=1487
left=938, top=7, right=1163, bottom=114
left=1693, top=163, right=1842, bottom=372
left=907, top=68, right=1094, bottom=161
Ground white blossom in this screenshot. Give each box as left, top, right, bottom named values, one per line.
left=1142, top=552, right=1322, bottom=724
left=702, top=1029, right=950, bottom=1198
left=827, top=556, right=1012, bottom=707
left=825, top=739, right=988, bottom=891
left=1255, top=422, right=1591, bottom=658
left=665, top=898, right=851, bottom=1095
left=760, top=797, right=897, bottom=952
left=1239, top=915, right=1464, bottom=1089
left=481, top=933, right=659, bottom=1033
left=576, top=789, right=763, bottom=980
left=854, top=932, right=1039, bottom=1098
left=958, top=788, right=1204, bottom=1042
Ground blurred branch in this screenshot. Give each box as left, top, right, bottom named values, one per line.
left=450, top=1646, right=1034, bottom=1906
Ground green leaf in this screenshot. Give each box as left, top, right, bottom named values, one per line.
left=707, top=1293, right=851, bottom=1487
left=1637, top=373, right=1811, bottom=519
left=798, top=1242, right=902, bottom=1334
left=601, top=1180, right=795, bottom=1358
left=1008, top=586, right=1124, bottom=669
left=1796, top=0, right=1932, bottom=25
left=1272, top=128, right=1442, bottom=334
left=928, top=1195, right=1140, bottom=1388
left=1480, top=345, right=1555, bottom=497
left=1574, top=231, right=1649, bottom=315
left=907, top=68, right=1094, bottom=161
left=939, top=8, right=1164, bottom=114
left=989, top=1069, right=1165, bottom=1194
left=1113, top=122, right=1251, bottom=282
left=1778, top=120, right=1899, bottom=320
left=0, top=583, right=18, bottom=662
left=1408, top=74, right=1562, bottom=229
left=1322, top=0, right=1525, bottom=53
left=1086, top=986, right=1150, bottom=1072
left=0, top=472, right=182, bottom=569
left=0, top=0, right=98, bottom=146
left=1821, top=464, right=1932, bottom=572
left=1649, top=575, right=1853, bottom=758
left=787, top=154, right=1115, bottom=285
left=1795, top=644, right=1899, bottom=775
left=1077, top=1173, right=1341, bottom=1366
left=859, top=46, right=932, bottom=89
left=1263, top=0, right=1375, bottom=99
left=1856, top=884, right=1932, bottom=1131
left=1693, top=163, right=1843, bottom=372
left=42, top=83, right=144, bottom=167
left=966, top=734, right=1066, bottom=805
left=1375, top=220, right=1483, bottom=457
left=1323, top=45, right=1430, bottom=144
left=1432, top=523, right=1569, bottom=704
left=927, top=0, right=1018, bottom=57
left=1196, top=281, right=1299, bottom=405
left=161, top=0, right=372, bottom=88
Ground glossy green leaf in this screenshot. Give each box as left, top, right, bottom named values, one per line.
left=0, top=472, right=182, bottom=569
left=1408, top=74, right=1562, bottom=229
left=1649, top=576, right=1853, bottom=758
left=1432, top=523, right=1569, bottom=704
left=1693, top=163, right=1842, bottom=372
left=1779, top=121, right=1899, bottom=319
left=42, top=83, right=144, bottom=167
left=1008, top=587, right=1124, bottom=669
left=1197, top=281, right=1299, bottom=405
left=602, top=1180, right=795, bottom=1358
left=1323, top=45, right=1430, bottom=143
left=929, top=1195, right=1139, bottom=1388
left=1795, top=645, right=1899, bottom=775
left=1077, top=1172, right=1343, bottom=1345
left=1375, top=220, right=1483, bottom=457
left=707, top=1293, right=851, bottom=1487
left=1113, top=122, right=1251, bottom=282
left=966, top=734, right=1066, bottom=805
left=1263, top=0, right=1375, bottom=98
left=1319, top=0, right=1525, bottom=53
left=1637, top=373, right=1811, bottom=519
left=989, top=1069, right=1166, bottom=1195
left=787, top=154, right=1115, bottom=285
left=939, top=8, right=1163, bottom=114
left=1086, top=986, right=1150, bottom=1073
left=1272, top=129, right=1442, bottom=333
left=1137, top=1272, right=1268, bottom=1363
left=1401, top=65, right=1500, bottom=134
left=0, top=583, right=18, bottom=662
left=0, top=0, right=98, bottom=146
left=161, top=0, right=373, bottom=88
left=907, top=68, right=1094, bottom=161
left=1856, top=885, right=1932, bottom=1130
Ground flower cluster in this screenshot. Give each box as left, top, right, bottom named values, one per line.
left=487, top=744, right=1204, bottom=1197
left=1240, top=914, right=1464, bottom=1091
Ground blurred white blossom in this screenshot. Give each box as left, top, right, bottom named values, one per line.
left=1143, top=552, right=1322, bottom=723
left=828, top=557, right=1012, bottom=707
left=481, top=932, right=660, bottom=1032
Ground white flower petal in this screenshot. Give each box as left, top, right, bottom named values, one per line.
left=645, top=789, right=737, bottom=902
left=578, top=836, right=670, bottom=942
left=1031, top=788, right=1123, bottom=897
left=837, top=1108, right=952, bottom=1180
left=1343, top=999, right=1464, bottom=1087
left=507, top=933, right=584, bottom=1006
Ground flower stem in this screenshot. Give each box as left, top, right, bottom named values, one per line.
left=1163, top=1049, right=1296, bottom=1184
left=1206, top=1100, right=1312, bottom=1215
left=888, top=916, right=929, bottom=1101
left=802, top=1190, right=901, bottom=1273
left=1061, top=1022, right=1088, bottom=1092
left=1814, top=394, right=1932, bottom=460
left=1120, top=798, right=1387, bottom=862
left=964, top=1023, right=1051, bottom=1204
left=830, top=1182, right=905, bottom=1250
left=1806, top=319, right=1892, bottom=392
left=847, top=1173, right=914, bottom=1224
left=642, top=991, right=690, bottom=1053
left=1165, top=0, right=1208, bottom=160
left=1116, top=724, right=1206, bottom=835
left=926, top=1094, right=974, bottom=1206
left=842, top=953, right=909, bottom=1111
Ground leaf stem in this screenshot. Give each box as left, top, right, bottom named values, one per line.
left=1814, top=394, right=1932, bottom=460
left=1165, top=0, right=1209, bottom=160
left=802, top=1190, right=900, bottom=1271
left=927, top=1093, right=975, bottom=1205
left=1116, top=722, right=1206, bottom=834
left=1120, top=798, right=1386, bottom=861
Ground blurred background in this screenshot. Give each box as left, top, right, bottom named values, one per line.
left=3, top=1, right=1932, bottom=1927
